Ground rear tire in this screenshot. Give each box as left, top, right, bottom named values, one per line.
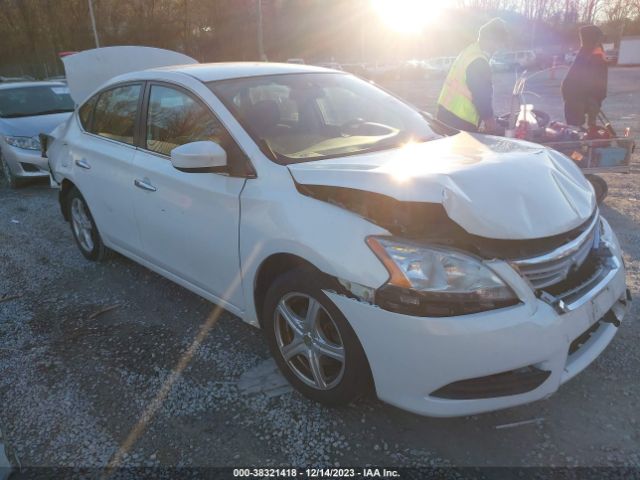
left=262, top=267, right=372, bottom=406
left=66, top=187, right=110, bottom=261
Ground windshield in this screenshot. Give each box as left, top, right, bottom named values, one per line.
left=209, top=73, right=436, bottom=163
left=0, top=85, right=74, bottom=118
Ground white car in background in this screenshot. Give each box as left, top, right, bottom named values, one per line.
left=424, top=56, right=456, bottom=75
left=565, top=50, right=578, bottom=64
left=0, top=81, right=73, bottom=187
left=46, top=47, right=629, bottom=417
left=316, top=62, right=343, bottom=71
left=491, top=50, right=537, bottom=71
left=604, top=48, right=618, bottom=64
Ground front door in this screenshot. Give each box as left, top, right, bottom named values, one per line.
left=131, top=83, right=247, bottom=310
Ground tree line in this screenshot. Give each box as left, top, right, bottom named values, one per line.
left=1, top=0, right=639, bottom=78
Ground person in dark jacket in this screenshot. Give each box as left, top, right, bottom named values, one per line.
left=561, top=25, right=608, bottom=128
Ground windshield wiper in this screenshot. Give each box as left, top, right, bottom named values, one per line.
left=0, top=113, right=33, bottom=118
left=30, top=108, right=74, bottom=116
left=361, top=134, right=434, bottom=154
left=420, top=110, right=458, bottom=135
left=1, top=108, right=73, bottom=118
left=257, top=138, right=293, bottom=165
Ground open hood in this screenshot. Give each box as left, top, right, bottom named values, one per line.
left=287, top=132, right=596, bottom=240
left=62, top=46, right=198, bottom=104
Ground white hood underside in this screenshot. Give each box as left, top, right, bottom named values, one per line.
left=62, top=46, right=198, bottom=104
left=288, top=132, right=596, bottom=240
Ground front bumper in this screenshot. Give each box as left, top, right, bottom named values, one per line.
left=327, top=223, right=629, bottom=417
left=1, top=143, right=49, bottom=178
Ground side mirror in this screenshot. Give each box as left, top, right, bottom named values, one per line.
left=170, top=141, right=227, bottom=172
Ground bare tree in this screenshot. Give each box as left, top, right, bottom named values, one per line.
left=1, top=0, right=639, bottom=78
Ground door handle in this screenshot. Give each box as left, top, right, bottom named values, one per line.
left=134, top=178, right=157, bottom=192
left=75, top=158, right=91, bottom=170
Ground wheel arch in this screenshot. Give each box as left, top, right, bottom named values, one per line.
left=255, top=252, right=376, bottom=397
left=59, top=178, right=76, bottom=221
left=253, top=253, right=334, bottom=328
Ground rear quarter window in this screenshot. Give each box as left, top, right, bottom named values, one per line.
left=78, top=97, right=96, bottom=130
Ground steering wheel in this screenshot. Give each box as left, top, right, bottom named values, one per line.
left=341, top=118, right=395, bottom=136
left=341, top=118, right=366, bottom=133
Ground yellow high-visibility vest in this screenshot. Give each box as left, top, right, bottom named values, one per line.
left=437, top=43, right=489, bottom=127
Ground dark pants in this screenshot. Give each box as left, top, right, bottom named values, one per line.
left=564, top=98, right=599, bottom=127
left=436, top=105, right=478, bottom=132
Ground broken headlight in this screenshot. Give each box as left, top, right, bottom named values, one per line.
left=599, top=217, right=620, bottom=257
left=367, top=237, right=519, bottom=316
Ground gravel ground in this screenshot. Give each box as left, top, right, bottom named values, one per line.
left=0, top=67, right=638, bottom=474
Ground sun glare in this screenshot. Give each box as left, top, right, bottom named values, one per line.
left=371, top=0, right=444, bottom=34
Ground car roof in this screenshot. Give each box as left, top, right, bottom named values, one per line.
left=0, top=81, right=67, bottom=90
left=149, top=62, right=337, bottom=82
left=78, top=59, right=344, bottom=105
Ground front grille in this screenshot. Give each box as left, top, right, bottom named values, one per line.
left=512, top=215, right=600, bottom=289
left=544, top=249, right=609, bottom=303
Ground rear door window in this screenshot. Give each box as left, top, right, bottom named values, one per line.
left=90, top=84, right=142, bottom=145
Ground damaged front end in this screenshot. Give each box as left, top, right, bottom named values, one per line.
left=288, top=132, right=623, bottom=318
left=512, top=213, right=630, bottom=320
left=296, top=183, right=598, bottom=258
left=297, top=184, right=522, bottom=316
left=298, top=182, right=622, bottom=319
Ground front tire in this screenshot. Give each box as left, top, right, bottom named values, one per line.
left=586, top=174, right=608, bottom=205
left=262, top=267, right=372, bottom=405
left=66, top=187, right=110, bottom=261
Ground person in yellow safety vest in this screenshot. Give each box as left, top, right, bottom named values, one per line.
left=436, top=18, right=508, bottom=133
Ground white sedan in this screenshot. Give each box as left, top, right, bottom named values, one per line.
left=46, top=48, right=630, bottom=417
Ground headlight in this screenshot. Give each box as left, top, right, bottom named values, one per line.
left=599, top=217, right=620, bottom=256
left=367, top=236, right=519, bottom=316
left=4, top=135, right=41, bottom=150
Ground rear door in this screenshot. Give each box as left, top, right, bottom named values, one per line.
left=70, top=83, right=143, bottom=254
left=130, top=83, right=248, bottom=310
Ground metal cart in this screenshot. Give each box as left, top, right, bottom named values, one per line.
left=502, top=68, right=635, bottom=204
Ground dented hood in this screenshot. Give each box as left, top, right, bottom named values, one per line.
left=62, top=47, right=198, bottom=104
left=287, top=132, right=596, bottom=240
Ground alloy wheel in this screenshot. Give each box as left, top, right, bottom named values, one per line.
left=70, top=197, right=95, bottom=252
left=273, top=292, right=346, bottom=390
